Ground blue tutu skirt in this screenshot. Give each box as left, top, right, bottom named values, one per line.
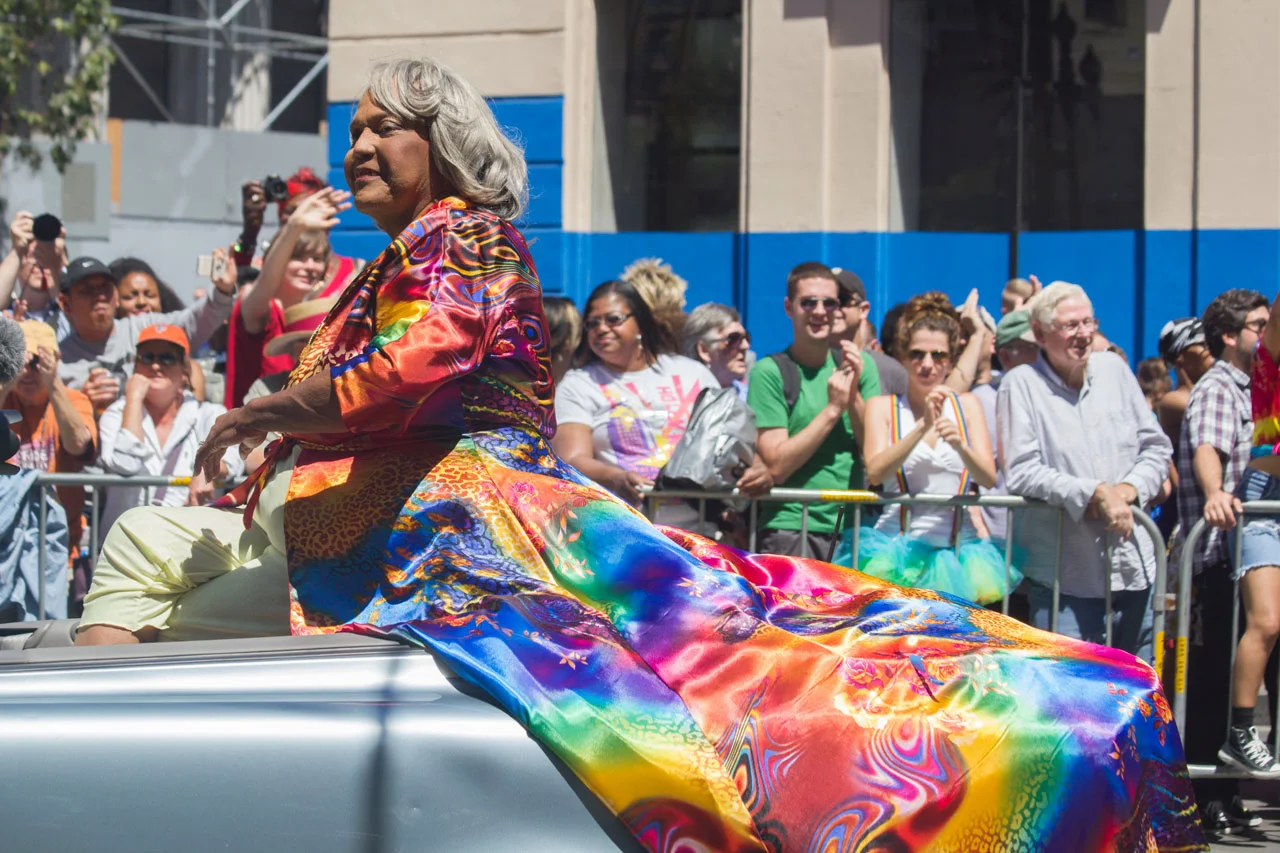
left=833, top=526, right=1022, bottom=605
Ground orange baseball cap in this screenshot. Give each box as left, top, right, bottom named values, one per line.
left=136, top=324, right=190, bottom=354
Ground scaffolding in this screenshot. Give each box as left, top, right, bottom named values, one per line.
left=108, top=0, right=328, bottom=131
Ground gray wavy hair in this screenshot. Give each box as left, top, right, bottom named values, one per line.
left=364, top=58, right=528, bottom=220
left=682, top=302, right=741, bottom=362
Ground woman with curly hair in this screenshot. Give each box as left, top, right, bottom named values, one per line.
left=836, top=292, right=1019, bottom=604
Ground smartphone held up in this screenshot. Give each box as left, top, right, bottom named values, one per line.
left=195, top=254, right=228, bottom=282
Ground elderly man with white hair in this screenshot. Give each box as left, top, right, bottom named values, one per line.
left=998, top=281, right=1172, bottom=661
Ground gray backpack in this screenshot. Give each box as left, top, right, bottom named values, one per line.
left=655, top=387, right=756, bottom=503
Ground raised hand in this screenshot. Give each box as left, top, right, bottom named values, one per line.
left=289, top=187, right=352, bottom=231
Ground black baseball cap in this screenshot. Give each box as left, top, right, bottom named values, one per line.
left=61, top=257, right=115, bottom=291
left=831, top=267, right=867, bottom=303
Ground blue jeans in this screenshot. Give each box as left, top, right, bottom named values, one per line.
left=1026, top=581, right=1154, bottom=663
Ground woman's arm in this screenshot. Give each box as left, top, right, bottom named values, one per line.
left=240, top=189, right=350, bottom=333
left=193, top=370, right=343, bottom=479
left=862, top=395, right=927, bottom=487
left=97, top=402, right=148, bottom=475
left=552, top=422, right=647, bottom=503
left=945, top=393, right=998, bottom=489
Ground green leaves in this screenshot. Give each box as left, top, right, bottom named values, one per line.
left=0, top=0, right=116, bottom=172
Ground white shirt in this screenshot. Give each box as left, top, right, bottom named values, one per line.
left=97, top=392, right=245, bottom=534
left=998, top=352, right=1172, bottom=597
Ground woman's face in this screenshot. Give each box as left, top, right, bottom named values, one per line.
left=117, top=272, right=162, bottom=317
left=135, top=341, right=187, bottom=404
left=344, top=93, right=437, bottom=236
left=904, top=328, right=952, bottom=391
left=281, top=253, right=327, bottom=304
left=586, top=293, right=643, bottom=370
left=700, top=321, right=750, bottom=385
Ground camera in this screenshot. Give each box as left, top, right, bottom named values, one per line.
left=31, top=213, right=62, bottom=243
left=261, top=175, right=289, bottom=204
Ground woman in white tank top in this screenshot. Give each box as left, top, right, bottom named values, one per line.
left=835, top=294, right=1021, bottom=604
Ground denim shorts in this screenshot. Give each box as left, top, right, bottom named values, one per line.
left=1232, top=467, right=1280, bottom=580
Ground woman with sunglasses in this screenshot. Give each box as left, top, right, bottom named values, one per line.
left=96, top=324, right=244, bottom=534
left=681, top=302, right=752, bottom=399
left=555, top=280, right=770, bottom=528
left=835, top=292, right=1018, bottom=604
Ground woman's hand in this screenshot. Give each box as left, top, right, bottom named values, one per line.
left=32, top=346, right=58, bottom=391
left=241, top=180, right=267, bottom=232
left=211, top=246, right=237, bottom=295
left=8, top=211, right=33, bottom=257
left=602, top=467, right=651, bottom=505
left=124, top=370, right=151, bottom=403
left=186, top=469, right=216, bottom=506
left=194, top=408, right=268, bottom=481
left=934, top=415, right=965, bottom=450
left=289, top=188, right=352, bottom=231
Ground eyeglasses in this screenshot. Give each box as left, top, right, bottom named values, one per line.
left=710, top=331, right=751, bottom=349
left=1049, top=317, right=1099, bottom=336
left=136, top=351, right=181, bottom=367
left=585, top=312, right=634, bottom=331
left=1243, top=319, right=1268, bottom=334
left=907, top=349, right=951, bottom=363
left=797, top=297, right=840, bottom=313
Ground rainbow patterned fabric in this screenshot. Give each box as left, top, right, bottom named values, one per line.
left=1252, top=342, right=1280, bottom=458
left=259, top=198, right=1204, bottom=851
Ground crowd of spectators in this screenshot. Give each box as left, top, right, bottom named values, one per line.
left=3, top=169, right=1279, bottom=834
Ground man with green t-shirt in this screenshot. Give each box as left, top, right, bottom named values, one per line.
left=747, top=261, right=880, bottom=559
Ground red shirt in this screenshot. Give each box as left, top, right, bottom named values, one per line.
left=224, top=299, right=291, bottom=409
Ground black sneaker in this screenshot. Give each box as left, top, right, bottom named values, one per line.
left=1200, top=800, right=1232, bottom=838
left=1225, top=795, right=1264, bottom=829
left=1218, top=725, right=1280, bottom=776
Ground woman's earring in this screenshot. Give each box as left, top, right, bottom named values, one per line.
left=636, top=333, right=643, bottom=342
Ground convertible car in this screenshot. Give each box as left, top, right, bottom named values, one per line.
left=0, top=620, right=639, bottom=852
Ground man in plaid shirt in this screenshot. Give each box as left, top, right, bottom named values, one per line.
left=1175, top=288, right=1271, bottom=833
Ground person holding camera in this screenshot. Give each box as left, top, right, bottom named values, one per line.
left=223, top=187, right=349, bottom=407
left=235, top=169, right=364, bottom=294
left=0, top=211, right=70, bottom=335
left=57, top=249, right=239, bottom=413
left=0, top=319, right=98, bottom=613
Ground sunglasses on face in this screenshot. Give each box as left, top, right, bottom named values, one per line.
left=907, top=349, right=951, bottom=364
left=797, top=297, right=840, bottom=313
left=585, top=312, right=633, bottom=331
left=712, top=331, right=751, bottom=349
left=136, top=351, right=181, bottom=367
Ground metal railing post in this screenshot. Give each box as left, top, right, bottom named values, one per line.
left=850, top=506, right=861, bottom=568
left=798, top=504, right=810, bottom=559
left=1172, top=518, right=1203, bottom=739
left=1132, top=510, right=1167, bottom=676
left=1104, top=531, right=1114, bottom=648
left=1051, top=511, right=1063, bottom=634
left=1002, top=508, right=1015, bottom=616
left=37, top=484, right=48, bottom=621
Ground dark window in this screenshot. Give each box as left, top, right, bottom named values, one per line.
left=890, top=0, right=1145, bottom=232
left=108, top=0, right=325, bottom=132
left=600, top=0, right=742, bottom=232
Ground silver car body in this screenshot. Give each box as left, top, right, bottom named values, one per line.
left=0, top=622, right=638, bottom=852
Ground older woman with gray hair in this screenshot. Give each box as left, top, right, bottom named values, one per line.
left=70, top=60, right=1204, bottom=853
left=681, top=302, right=751, bottom=398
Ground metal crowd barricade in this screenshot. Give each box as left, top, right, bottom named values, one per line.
left=30, top=472, right=193, bottom=621
left=642, top=488, right=1167, bottom=672
left=1174, top=500, right=1280, bottom=779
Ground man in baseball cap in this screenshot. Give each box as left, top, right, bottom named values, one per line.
left=995, top=309, right=1040, bottom=372
left=1156, top=317, right=1215, bottom=444
left=56, top=250, right=237, bottom=413
left=830, top=266, right=907, bottom=397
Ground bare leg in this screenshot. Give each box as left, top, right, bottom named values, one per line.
left=1232, top=566, right=1280, bottom=708
left=74, top=624, right=159, bottom=646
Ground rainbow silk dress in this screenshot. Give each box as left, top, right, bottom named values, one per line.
left=241, top=198, right=1204, bottom=852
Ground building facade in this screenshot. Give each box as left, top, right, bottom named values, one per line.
left=326, top=0, right=1280, bottom=360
